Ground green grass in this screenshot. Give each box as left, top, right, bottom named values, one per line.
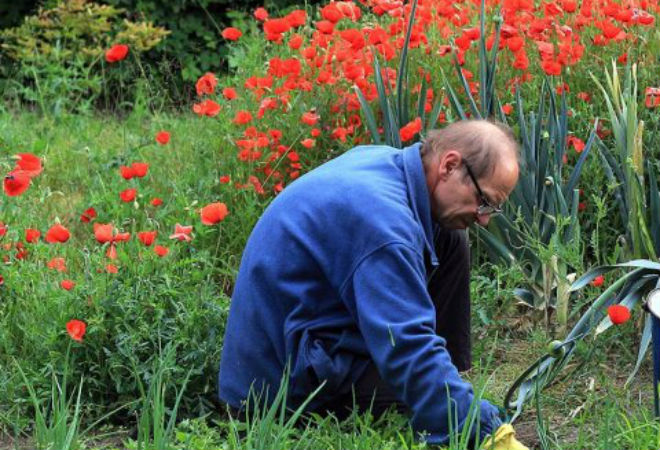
left=1, top=111, right=658, bottom=450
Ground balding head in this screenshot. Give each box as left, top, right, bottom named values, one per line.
left=422, top=120, right=520, bottom=229
left=421, top=119, right=520, bottom=180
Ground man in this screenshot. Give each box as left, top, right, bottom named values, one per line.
left=218, top=119, right=520, bottom=445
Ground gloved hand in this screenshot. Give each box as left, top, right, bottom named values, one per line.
left=481, top=423, right=529, bottom=450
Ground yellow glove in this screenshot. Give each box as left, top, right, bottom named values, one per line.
left=481, top=424, right=529, bottom=450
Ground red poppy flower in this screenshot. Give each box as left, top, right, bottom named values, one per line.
left=131, top=162, right=149, bottom=178
left=47, top=257, right=67, bottom=272
left=541, top=59, right=562, bottom=76
left=105, top=44, right=129, bottom=63
left=61, top=279, right=75, bottom=291
left=196, top=72, right=218, bottom=96
left=219, top=175, right=231, bottom=184
left=201, top=203, right=229, bottom=225
left=400, top=118, right=422, bottom=142
left=645, top=87, right=660, bottom=109
left=15, top=153, right=43, bottom=177
left=25, top=228, right=40, bottom=243
left=301, top=111, right=320, bottom=126
left=288, top=34, right=303, bottom=49
left=286, top=9, right=307, bottom=27
left=254, top=7, right=269, bottom=21
left=567, top=136, right=585, bottom=153
left=80, top=207, right=97, bottom=223
left=154, top=245, right=169, bottom=257
left=169, top=223, right=193, bottom=241
left=0, top=222, right=7, bottom=238
left=577, top=92, right=592, bottom=102
left=94, top=223, right=114, bottom=243
left=120, top=188, right=137, bottom=202
left=120, top=165, right=135, bottom=180
left=591, top=275, right=604, bottom=287
left=66, top=319, right=86, bottom=342
left=193, top=99, right=221, bottom=117
left=45, top=224, right=70, bottom=243
left=501, top=104, right=513, bottom=115
left=223, top=87, right=237, bottom=100
left=233, top=110, right=253, bottom=125
left=222, top=27, right=243, bottom=40
left=0, top=274, right=4, bottom=286
left=151, top=197, right=163, bottom=207
left=156, top=131, right=170, bottom=145
left=106, top=264, right=118, bottom=274
left=4, top=171, right=31, bottom=196
left=301, top=138, right=315, bottom=148
left=137, top=231, right=157, bottom=246
left=607, top=304, right=631, bottom=325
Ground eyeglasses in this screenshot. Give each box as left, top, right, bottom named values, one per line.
left=463, top=162, right=503, bottom=216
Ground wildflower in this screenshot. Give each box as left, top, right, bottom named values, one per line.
left=254, top=7, right=269, bottom=21
left=61, top=279, right=75, bottom=291
left=131, top=162, right=149, bottom=178
left=223, top=87, right=237, bottom=100
left=137, top=231, right=157, bottom=246
left=151, top=197, right=163, bottom=207
left=120, top=165, right=135, bottom=180
left=201, top=203, right=229, bottom=225
left=607, top=304, right=631, bottom=325
left=66, top=319, right=86, bottom=342
left=0, top=222, right=7, bottom=237
left=47, top=257, right=67, bottom=272
left=80, top=207, right=97, bottom=223
left=154, top=245, right=169, bottom=257
left=94, top=223, right=114, bottom=243
left=591, top=275, right=604, bottom=287
left=567, top=136, right=585, bottom=152
left=156, top=131, right=170, bottom=145
left=196, top=72, right=218, bottom=96
left=3, top=171, right=31, bottom=196
left=120, top=188, right=137, bottom=202
left=219, top=175, right=231, bottom=184
left=45, top=224, right=70, bottom=243
left=105, top=44, right=129, bottom=63
left=577, top=92, right=592, bottom=102
left=193, top=99, right=221, bottom=117
left=222, top=27, right=243, bottom=40
left=15, top=153, right=43, bottom=177
left=25, top=228, right=40, bottom=243
left=301, top=111, right=320, bottom=126
left=301, top=138, right=315, bottom=148
left=501, top=104, right=513, bottom=115
left=105, top=264, right=118, bottom=274
left=400, top=118, right=422, bottom=142
left=233, top=110, right=253, bottom=125
left=169, top=223, right=193, bottom=241
left=645, top=87, right=660, bottom=108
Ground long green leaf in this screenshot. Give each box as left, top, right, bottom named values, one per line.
left=565, top=124, right=597, bottom=197
left=648, top=161, right=660, bottom=255
left=354, top=86, right=382, bottom=144
left=396, top=0, right=418, bottom=127
left=625, top=314, right=653, bottom=385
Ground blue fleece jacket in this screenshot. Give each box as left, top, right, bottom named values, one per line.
left=218, top=143, right=501, bottom=444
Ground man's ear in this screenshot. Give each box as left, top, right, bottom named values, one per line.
left=437, top=150, right=462, bottom=180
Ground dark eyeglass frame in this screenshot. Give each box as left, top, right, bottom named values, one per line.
left=463, top=162, right=503, bottom=216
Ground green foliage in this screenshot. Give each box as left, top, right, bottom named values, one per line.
left=0, top=0, right=169, bottom=114
left=103, top=0, right=322, bottom=85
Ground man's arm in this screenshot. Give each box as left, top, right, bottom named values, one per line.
left=340, top=241, right=500, bottom=444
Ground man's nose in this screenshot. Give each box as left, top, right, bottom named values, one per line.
left=476, top=214, right=490, bottom=227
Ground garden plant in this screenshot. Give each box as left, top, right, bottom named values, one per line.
left=1, top=0, right=660, bottom=448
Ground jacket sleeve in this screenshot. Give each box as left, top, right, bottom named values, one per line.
left=340, top=242, right=501, bottom=444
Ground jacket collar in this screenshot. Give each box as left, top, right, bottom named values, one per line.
left=402, top=142, right=438, bottom=266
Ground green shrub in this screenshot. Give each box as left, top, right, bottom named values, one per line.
left=0, top=0, right=169, bottom=114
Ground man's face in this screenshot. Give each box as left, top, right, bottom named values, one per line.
left=429, top=150, right=519, bottom=229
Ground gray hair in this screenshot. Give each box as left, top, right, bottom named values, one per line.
left=421, top=119, right=520, bottom=179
